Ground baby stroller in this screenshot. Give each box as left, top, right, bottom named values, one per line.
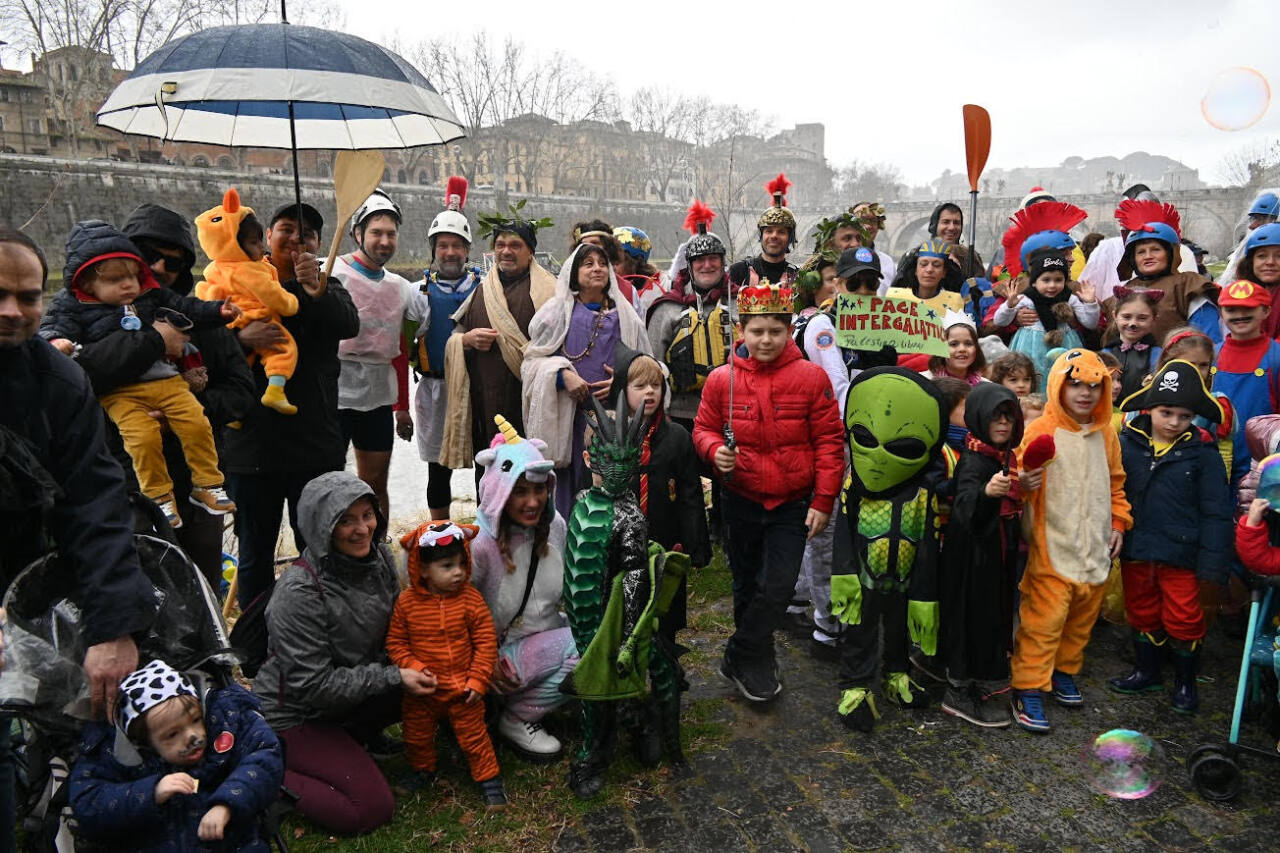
left=1187, top=572, right=1280, bottom=800
left=0, top=523, right=293, bottom=851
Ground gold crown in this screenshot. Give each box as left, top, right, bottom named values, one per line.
left=737, top=280, right=795, bottom=315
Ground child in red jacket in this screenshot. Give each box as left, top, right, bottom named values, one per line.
left=1237, top=454, right=1280, bottom=577
left=387, top=521, right=505, bottom=809
left=693, top=281, right=844, bottom=703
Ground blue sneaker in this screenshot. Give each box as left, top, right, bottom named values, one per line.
left=1051, top=670, right=1083, bottom=706
left=1013, top=690, right=1050, bottom=733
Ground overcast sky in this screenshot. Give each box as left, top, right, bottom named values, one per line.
left=336, top=0, right=1278, bottom=187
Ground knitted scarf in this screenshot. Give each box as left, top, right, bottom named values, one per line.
left=964, top=433, right=1022, bottom=518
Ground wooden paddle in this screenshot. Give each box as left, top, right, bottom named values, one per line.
left=962, top=104, right=993, bottom=370
left=324, top=149, right=387, bottom=279
left=963, top=104, right=991, bottom=195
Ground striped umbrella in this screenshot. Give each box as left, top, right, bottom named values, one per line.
left=96, top=21, right=465, bottom=211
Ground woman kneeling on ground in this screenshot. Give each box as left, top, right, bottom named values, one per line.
left=469, top=417, right=580, bottom=761
left=252, top=471, right=435, bottom=835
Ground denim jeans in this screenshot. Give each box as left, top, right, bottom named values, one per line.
left=722, top=491, right=809, bottom=665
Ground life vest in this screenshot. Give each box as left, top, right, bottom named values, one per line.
left=665, top=299, right=733, bottom=393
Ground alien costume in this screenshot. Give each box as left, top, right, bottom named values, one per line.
left=830, top=367, right=946, bottom=732
left=561, top=396, right=689, bottom=799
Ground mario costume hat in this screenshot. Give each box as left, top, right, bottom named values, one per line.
left=117, top=659, right=197, bottom=737
left=1120, top=358, right=1223, bottom=423
left=837, top=246, right=882, bottom=279
left=737, top=280, right=794, bottom=316
left=1218, top=279, right=1272, bottom=309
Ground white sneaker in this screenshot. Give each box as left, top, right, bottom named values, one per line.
left=497, top=713, right=561, bottom=757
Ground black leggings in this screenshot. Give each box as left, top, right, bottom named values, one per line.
left=427, top=461, right=453, bottom=511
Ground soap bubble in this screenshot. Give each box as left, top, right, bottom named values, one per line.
left=1080, top=729, right=1165, bottom=800
left=1202, top=67, right=1271, bottom=131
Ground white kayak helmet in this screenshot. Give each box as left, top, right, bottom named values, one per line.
left=428, top=176, right=473, bottom=250
left=351, top=189, right=402, bottom=240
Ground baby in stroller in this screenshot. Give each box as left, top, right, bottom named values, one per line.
left=68, top=659, right=283, bottom=851
left=1, top=517, right=289, bottom=850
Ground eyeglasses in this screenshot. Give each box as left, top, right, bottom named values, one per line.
left=137, top=243, right=187, bottom=273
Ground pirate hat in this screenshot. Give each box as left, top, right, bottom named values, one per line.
left=1119, top=358, right=1222, bottom=423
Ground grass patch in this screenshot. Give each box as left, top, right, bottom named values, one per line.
left=280, top=545, right=739, bottom=851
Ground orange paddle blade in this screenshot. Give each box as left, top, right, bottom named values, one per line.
left=963, top=104, right=991, bottom=192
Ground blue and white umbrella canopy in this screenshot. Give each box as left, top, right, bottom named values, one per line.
left=96, top=24, right=465, bottom=149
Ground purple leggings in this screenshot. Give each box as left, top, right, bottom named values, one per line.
left=277, top=723, right=394, bottom=835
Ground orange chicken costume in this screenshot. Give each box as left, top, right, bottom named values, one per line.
left=1012, top=349, right=1132, bottom=693
left=387, top=521, right=500, bottom=782
left=194, top=188, right=300, bottom=414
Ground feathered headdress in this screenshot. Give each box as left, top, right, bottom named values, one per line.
left=766, top=173, right=791, bottom=207
left=759, top=173, right=797, bottom=232
left=444, top=176, right=467, bottom=212
left=677, top=199, right=726, bottom=272
left=1115, top=199, right=1181, bottom=239
left=683, top=199, right=717, bottom=236
left=1000, top=201, right=1087, bottom=278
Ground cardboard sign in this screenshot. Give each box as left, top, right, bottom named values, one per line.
left=883, top=286, right=965, bottom=317
left=835, top=293, right=950, bottom=356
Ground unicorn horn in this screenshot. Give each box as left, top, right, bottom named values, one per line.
left=494, top=415, right=522, bottom=444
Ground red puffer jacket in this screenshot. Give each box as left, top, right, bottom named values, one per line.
left=694, top=339, right=845, bottom=513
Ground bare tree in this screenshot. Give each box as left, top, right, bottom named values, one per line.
left=0, top=0, right=340, bottom=155
left=628, top=87, right=695, bottom=202
left=1219, top=139, right=1280, bottom=189
left=414, top=33, right=618, bottom=200
left=833, top=160, right=905, bottom=204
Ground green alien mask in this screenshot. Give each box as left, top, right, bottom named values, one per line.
left=844, top=367, right=945, bottom=496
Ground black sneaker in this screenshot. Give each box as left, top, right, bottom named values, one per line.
left=719, top=651, right=781, bottom=702
left=942, top=686, right=1010, bottom=729
left=479, top=776, right=508, bottom=811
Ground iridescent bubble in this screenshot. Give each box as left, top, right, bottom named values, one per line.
left=1202, top=67, right=1272, bottom=131
left=1080, top=729, right=1165, bottom=800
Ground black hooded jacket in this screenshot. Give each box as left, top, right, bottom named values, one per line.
left=607, top=344, right=710, bottom=570
left=939, top=383, right=1023, bottom=684
left=42, top=221, right=226, bottom=356
left=122, top=203, right=198, bottom=295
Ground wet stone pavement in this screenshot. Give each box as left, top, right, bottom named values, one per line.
left=551, top=610, right=1280, bottom=852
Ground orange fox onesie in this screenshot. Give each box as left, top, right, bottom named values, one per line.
left=387, top=521, right=500, bottom=782
left=1012, top=349, right=1132, bottom=692
left=194, top=188, right=299, bottom=414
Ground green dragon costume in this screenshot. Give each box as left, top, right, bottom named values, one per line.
left=561, top=395, right=689, bottom=798
left=830, top=367, right=946, bottom=732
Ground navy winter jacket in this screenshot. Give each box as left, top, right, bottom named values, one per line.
left=69, top=682, right=283, bottom=852
left=0, top=337, right=154, bottom=644
left=1119, top=416, right=1233, bottom=582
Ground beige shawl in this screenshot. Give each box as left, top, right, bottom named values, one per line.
left=438, top=262, right=556, bottom=468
